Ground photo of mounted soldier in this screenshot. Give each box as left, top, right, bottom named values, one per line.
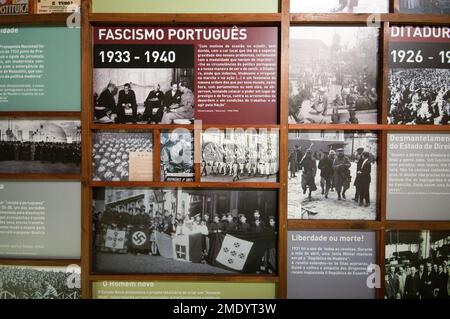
left=160, top=131, right=194, bottom=182
left=93, top=68, right=194, bottom=125
left=288, top=130, right=378, bottom=220
left=0, top=120, right=81, bottom=174
left=385, top=230, right=450, bottom=299
left=289, top=26, right=379, bottom=124
left=201, top=129, right=279, bottom=183
left=290, top=0, right=389, bottom=13
left=92, top=131, right=153, bottom=182
left=92, top=188, right=278, bottom=274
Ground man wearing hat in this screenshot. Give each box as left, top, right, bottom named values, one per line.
left=299, top=149, right=317, bottom=201
left=353, top=147, right=365, bottom=202
left=318, top=150, right=335, bottom=199
left=333, top=148, right=351, bottom=200
left=357, top=151, right=372, bottom=207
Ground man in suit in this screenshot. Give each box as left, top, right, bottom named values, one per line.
left=142, top=84, right=165, bottom=123
left=353, top=147, right=364, bottom=201
left=117, top=83, right=138, bottom=123
left=385, top=266, right=400, bottom=299
left=357, top=151, right=372, bottom=207
left=161, top=81, right=194, bottom=124
left=95, top=83, right=117, bottom=122
left=318, top=150, right=335, bottom=199
left=333, top=148, right=351, bottom=200
left=405, top=266, right=421, bottom=299
left=300, top=149, right=317, bottom=201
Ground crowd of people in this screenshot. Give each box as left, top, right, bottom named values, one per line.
left=400, top=0, right=450, bottom=13
left=94, top=81, right=195, bottom=124
left=94, top=199, right=277, bottom=273
left=0, top=141, right=81, bottom=165
left=93, top=133, right=152, bottom=181
left=385, top=261, right=450, bottom=299
left=289, top=146, right=373, bottom=206
left=0, top=267, right=80, bottom=299
left=388, top=69, right=450, bottom=125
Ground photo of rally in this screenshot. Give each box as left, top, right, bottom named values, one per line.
left=388, top=69, right=450, bottom=125
left=289, top=26, right=379, bottom=124
left=0, top=265, right=81, bottom=299
left=93, top=188, right=277, bottom=274
left=385, top=230, right=450, bottom=299
left=201, top=129, right=279, bottom=182
left=290, top=0, right=389, bottom=13
left=93, top=68, right=194, bottom=125
left=0, top=120, right=81, bottom=174
left=399, top=0, right=450, bottom=14
left=93, top=132, right=153, bottom=182
left=160, top=131, right=194, bottom=182
left=288, top=131, right=378, bottom=220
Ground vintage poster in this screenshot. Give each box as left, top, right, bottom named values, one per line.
left=0, top=181, right=81, bottom=259
left=289, top=26, right=380, bottom=124
left=0, top=0, right=28, bottom=15
left=160, top=130, right=194, bottom=182
left=0, top=120, right=81, bottom=174
left=92, top=187, right=278, bottom=274
left=37, top=0, right=80, bottom=14
left=388, top=26, right=450, bottom=125
left=288, top=130, right=378, bottom=220
left=93, top=131, right=153, bottom=182
left=0, top=265, right=81, bottom=299
left=385, top=230, right=450, bottom=299
left=92, top=26, right=278, bottom=125
left=290, top=0, right=389, bottom=13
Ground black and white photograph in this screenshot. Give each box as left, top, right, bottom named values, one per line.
left=385, top=230, right=450, bottom=299
left=92, top=188, right=277, bottom=274
left=290, top=0, right=389, bottom=13
left=288, top=130, right=378, bottom=220
left=160, top=130, right=194, bottom=182
left=0, top=265, right=81, bottom=299
left=93, top=131, right=153, bottom=182
left=289, top=26, right=380, bottom=124
left=93, top=68, right=195, bottom=125
left=388, top=69, right=450, bottom=124
left=0, top=120, right=81, bottom=174
left=399, top=0, right=450, bottom=14
left=201, top=129, right=279, bottom=183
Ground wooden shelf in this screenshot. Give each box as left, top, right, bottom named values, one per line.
left=88, top=13, right=282, bottom=24
left=0, top=13, right=72, bottom=26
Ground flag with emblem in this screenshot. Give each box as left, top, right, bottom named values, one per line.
left=215, top=234, right=253, bottom=271
left=130, top=228, right=151, bottom=251
left=172, top=235, right=190, bottom=262
left=105, top=229, right=126, bottom=250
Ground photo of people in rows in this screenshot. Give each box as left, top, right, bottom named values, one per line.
left=201, top=129, right=279, bottom=183
left=289, top=26, right=379, bottom=124
left=385, top=230, right=450, bottom=299
left=93, top=188, right=277, bottom=274
left=0, top=120, right=81, bottom=174
left=288, top=131, right=377, bottom=220
left=93, top=132, right=153, bottom=182
left=0, top=266, right=80, bottom=300
left=291, top=0, right=389, bottom=13
left=388, top=69, right=450, bottom=125
left=93, top=68, right=194, bottom=124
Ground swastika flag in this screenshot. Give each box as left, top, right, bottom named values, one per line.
left=215, top=234, right=253, bottom=271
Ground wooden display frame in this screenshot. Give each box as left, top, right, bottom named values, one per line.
left=0, top=0, right=449, bottom=299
